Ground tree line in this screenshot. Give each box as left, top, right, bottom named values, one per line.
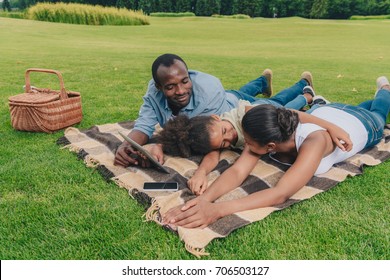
left=6, top=0, right=390, bottom=19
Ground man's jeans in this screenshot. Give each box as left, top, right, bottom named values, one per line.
left=228, top=77, right=308, bottom=110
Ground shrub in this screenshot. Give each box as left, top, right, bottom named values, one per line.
left=150, top=12, right=195, bottom=17
left=211, top=14, right=250, bottom=19
left=0, top=11, right=25, bottom=19
left=350, top=15, right=390, bottom=20
left=26, top=3, right=149, bottom=26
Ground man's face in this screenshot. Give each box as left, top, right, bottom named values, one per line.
left=156, top=60, right=193, bottom=110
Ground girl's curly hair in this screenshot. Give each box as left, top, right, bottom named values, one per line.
left=155, top=114, right=215, bottom=157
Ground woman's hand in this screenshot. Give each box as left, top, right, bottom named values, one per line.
left=162, top=197, right=221, bottom=229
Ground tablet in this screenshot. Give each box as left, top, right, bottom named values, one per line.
left=118, top=131, right=170, bottom=174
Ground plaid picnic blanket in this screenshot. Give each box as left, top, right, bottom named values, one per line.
left=57, top=121, right=390, bottom=257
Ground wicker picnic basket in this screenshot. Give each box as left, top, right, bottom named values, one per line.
left=9, top=68, right=82, bottom=133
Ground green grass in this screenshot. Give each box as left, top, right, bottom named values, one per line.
left=0, top=16, right=389, bottom=260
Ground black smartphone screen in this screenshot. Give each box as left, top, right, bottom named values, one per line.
left=143, top=182, right=178, bottom=191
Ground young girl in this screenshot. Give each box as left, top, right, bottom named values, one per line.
left=161, top=76, right=390, bottom=229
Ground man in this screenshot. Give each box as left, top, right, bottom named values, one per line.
left=114, top=53, right=272, bottom=167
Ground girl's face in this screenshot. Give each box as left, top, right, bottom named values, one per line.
left=243, top=132, right=269, bottom=156
left=208, top=118, right=238, bottom=150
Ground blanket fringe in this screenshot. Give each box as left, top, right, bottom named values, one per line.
left=56, top=136, right=71, bottom=146
left=60, top=144, right=81, bottom=153
left=84, top=155, right=100, bottom=168
left=185, top=243, right=209, bottom=258
left=144, top=198, right=162, bottom=224
left=112, top=177, right=130, bottom=190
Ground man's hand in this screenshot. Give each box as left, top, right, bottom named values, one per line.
left=114, top=130, right=149, bottom=167
left=114, top=141, right=140, bottom=167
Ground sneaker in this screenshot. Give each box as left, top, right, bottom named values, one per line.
left=375, top=76, right=390, bottom=97
left=303, top=85, right=316, bottom=106
left=311, top=95, right=330, bottom=106
left=303, top=85, right=316, bottom=97
left=262, top=68, right=273, bottom=97
left=301, top=71, right=313, bottom=88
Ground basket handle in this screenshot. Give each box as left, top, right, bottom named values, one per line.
left=25, top=68, right=68, bottom=99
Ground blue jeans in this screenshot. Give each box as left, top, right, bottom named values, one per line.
left=309, top=88, right=390, bottom=148
left=251, top=79, right=308, bottom=109
left=228, top=77, right=308, bottom=110
left=226, top=75, right=268, bottom=103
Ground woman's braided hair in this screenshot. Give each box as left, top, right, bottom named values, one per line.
left=242, top=104, right=299, bottom=146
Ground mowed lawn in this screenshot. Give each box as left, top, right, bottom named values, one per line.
left=0, top=16, right=389, bottom=260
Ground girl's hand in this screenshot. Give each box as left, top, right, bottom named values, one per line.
left=143, top=143, right=165, bottom=164
left=327, top=126, right=353, bottom=152
left=188, top=170, right=209, bottom=195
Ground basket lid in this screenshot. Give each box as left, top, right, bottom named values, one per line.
left=9, top=91, right=60, bottom=104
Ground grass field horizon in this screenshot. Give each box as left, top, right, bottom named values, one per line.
left=0, top=16, right=389, bottom=260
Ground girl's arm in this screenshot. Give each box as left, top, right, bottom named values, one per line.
left=295, top=110, right=353, bottom=152
left=188, top=150, right=220, bottom=195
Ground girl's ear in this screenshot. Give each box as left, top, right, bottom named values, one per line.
left=266, top=142, right=276, bottom=151
left=210, top=114, right=221, bottom=121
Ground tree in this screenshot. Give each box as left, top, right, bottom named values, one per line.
left=176, top=0, right=191, bottom=12
left=327, top=0, right=353, bottom=19
left=3, top=0, right=12, bottom=11
left=220, top=0, right=234, bottom=15
left=196, top=0, right=220, bottom=16
left=116, top=0, right=137, bottom=9
left=232, top=0, right=260, bottom=17
left=138, top=0, right=151, bottom=13
left=310, top=0, right=329, bottom=18
left=159, top=0, right=174, bottom=12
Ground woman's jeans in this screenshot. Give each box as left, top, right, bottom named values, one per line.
left=227, top=77, right=308, bottom=110
left=308, top=89, right=390, bottom=148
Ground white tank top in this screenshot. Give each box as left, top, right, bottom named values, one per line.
left=295, top=107, right=368, bottom=175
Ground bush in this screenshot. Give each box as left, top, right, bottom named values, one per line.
left=211, top=14, right=250, bottom=19
left=149, top=12, right=195, bottom=17
left=0, top=11, right=25, bottom=19
left=350, top=15, right=390, bottom=20
left=26, top=3, right=149, bottom=26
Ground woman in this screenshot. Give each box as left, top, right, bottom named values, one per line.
left=162, top=76, right=390, bottom=229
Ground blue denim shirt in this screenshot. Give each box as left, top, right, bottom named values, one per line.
left=134, top=70, right=238, bottom=137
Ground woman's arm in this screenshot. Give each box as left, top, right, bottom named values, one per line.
left=166, top=131, right=332, bottom=228
left=162, top=146, right=260, bottom=225
left=188, top=150, right=220, bottom=195
left=295, top=110, right=353, bottom=152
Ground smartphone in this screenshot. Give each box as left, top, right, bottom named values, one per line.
left=143, top=182, right=178, bottom=191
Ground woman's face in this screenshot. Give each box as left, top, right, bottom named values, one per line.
left=208, top=119, right=238, bottom=150
left=243, top=132, right=268, bottom=155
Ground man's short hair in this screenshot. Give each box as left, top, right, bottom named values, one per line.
left=152, top=53, right=188, bottom=85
